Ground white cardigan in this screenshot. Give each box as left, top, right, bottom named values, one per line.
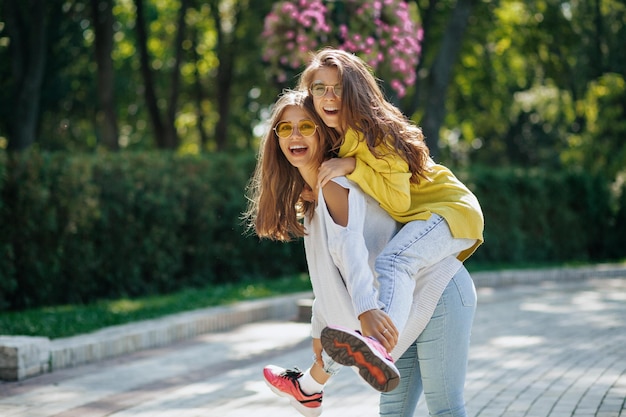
left=304, top=177, right=463, bottom=359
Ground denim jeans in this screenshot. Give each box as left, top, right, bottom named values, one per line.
left=319, top=349, right=343, bottom=376
left=377, top=214, right=475, bottom=333
left=379, top=268, right=476, bottom=417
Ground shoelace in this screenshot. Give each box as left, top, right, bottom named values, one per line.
left=280, top=367, right=303, bottom=380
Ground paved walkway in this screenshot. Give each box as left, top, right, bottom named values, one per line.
left=0, top=273, right=625, bottom=417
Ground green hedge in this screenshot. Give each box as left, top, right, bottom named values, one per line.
left=0, top=150, right=306, bottom=311
left=0, top=150, right=624, bottom=311
left=466, top=167, right=625, bottom=264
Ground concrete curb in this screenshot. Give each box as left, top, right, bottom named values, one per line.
left=471, top=262, right=626, bottom=288
left=2, top=263, right=625, bottom=381
left=0, top=291, right=311, bottom=381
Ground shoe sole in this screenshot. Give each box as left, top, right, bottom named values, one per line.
left=321, top=327, right=400, bottom=392
left=263, top=379, right=322, bottom=417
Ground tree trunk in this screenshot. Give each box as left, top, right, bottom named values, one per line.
left=191, top=28, right=210, bottom=149
left=410, top=0, right=474, bottom=160
left=592, top=0, right=604, bottom=77
left=92, top=0, right=119, bottom=150
left=209, top=1, right=238, bottom=151
left=406, top=0, right=437, bottom=117
left=214, top=50, right=234, bottom=152
left=133, top=0, right=185, bottom=149
left=163, top=0, right=189, bottom=149
left=134, top=0, right=167, bottom=148
left=4, top=0, right=47, bottom=151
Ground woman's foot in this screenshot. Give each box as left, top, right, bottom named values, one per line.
left=321, top=325, right=400, bottom=392
left=263, top=365, right=323, bottom=417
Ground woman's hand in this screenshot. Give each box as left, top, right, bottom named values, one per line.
left=318, top=157, right=356, bottom=187
left=301, top=184, right=317, bottom=203
left=358, top=309, right=399, bottom=352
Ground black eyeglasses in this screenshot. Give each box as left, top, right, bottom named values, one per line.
left=310, top=81, right=342, bottom=97
left=273, top=119, right=318, bottom=139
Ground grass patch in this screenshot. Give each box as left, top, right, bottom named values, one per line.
left=3, top=260, right=623, bottom=340
left=0, top=274, right=312, bottom=339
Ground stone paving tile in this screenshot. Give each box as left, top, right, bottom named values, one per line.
left=464, top=278, right=626, bottom=417
left=0, top=275, right=624, bottom=417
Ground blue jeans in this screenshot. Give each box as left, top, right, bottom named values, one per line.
left=379, top=268, right=476, bottom=417
left=377, top=214, right=475, bottom=333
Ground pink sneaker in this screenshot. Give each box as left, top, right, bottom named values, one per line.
left=321, top=325, right=400, bottom=392
left=263, top=365, right=323, bottom=417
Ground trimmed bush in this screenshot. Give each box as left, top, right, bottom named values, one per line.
left=0, top=150, right=624, bottom=311
left=0, top=150, right=306, bottom=310
left=466, top=166, right=623, bottom=264
left=0, top=150, right=16, bottom=310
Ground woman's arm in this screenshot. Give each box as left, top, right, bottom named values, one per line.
left=321, top=180, right=349, bottom=227
left=322, top=180, right=378, bottom=315
left=321, top=179, right=397, bottom=350
left=338, top=130, right=412, bottom=214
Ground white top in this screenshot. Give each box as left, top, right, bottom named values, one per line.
left=304, top=177, right=463, bottom=359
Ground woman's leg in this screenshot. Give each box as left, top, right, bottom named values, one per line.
left=418, top=269, right=476, bottom=416
left=379, top=341, right=423, bottom=417
left=379, top=269, right=476, bottom=417
left=377, top=214, right=474, bottom=333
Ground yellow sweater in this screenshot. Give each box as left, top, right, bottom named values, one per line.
left=340, top=128, right=484, bottom=261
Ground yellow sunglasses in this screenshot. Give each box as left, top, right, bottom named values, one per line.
left=273, top=120, right=318, bottom=139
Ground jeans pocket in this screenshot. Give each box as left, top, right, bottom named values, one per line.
left=451, top=269, right=477, bottom=307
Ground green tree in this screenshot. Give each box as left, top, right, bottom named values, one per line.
left=133, top=0, right=188, bottom=149
left=2, top=0, right=51, bottom=151
left=442, top=0, right=626, bottom=176
left=1, top=0, right=99, bottom=151
left=0, top=0, right=623, bottom=177
left=92, top=0, right=120, bottom=150
left=206, top=0, right=274, bottom=151
left=406, top=0, right=476, bottom=159
left=563, top=73, right=626, bottom=180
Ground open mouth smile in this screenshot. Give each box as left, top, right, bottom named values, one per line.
left=323, top=106, right=339, bottom=115
left=289, top=145, right=308, bottom=155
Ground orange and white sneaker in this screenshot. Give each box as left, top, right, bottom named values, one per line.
left=321, top=325, right=400, bottom=392
left=263, top=365, right=323, bottom=417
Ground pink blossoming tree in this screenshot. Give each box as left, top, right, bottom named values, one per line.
left=261, top=0, right=423, bottom=98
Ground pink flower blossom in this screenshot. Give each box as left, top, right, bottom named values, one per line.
left=390, top=79, right=406, bottom=98
left=262, top=0, right=421, bottom=96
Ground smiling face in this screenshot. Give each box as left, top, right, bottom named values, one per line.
left=310, top=66, right=344, bottom=134
left=276, top=105, right=321, bottom=173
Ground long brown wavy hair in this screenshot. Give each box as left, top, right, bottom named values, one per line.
left=297, top=48, right=431, bottom=182
left=243, top=90, right=336, bottom=241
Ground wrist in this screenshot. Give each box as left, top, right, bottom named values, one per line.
left=358, top=308, right=377, bottom=320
